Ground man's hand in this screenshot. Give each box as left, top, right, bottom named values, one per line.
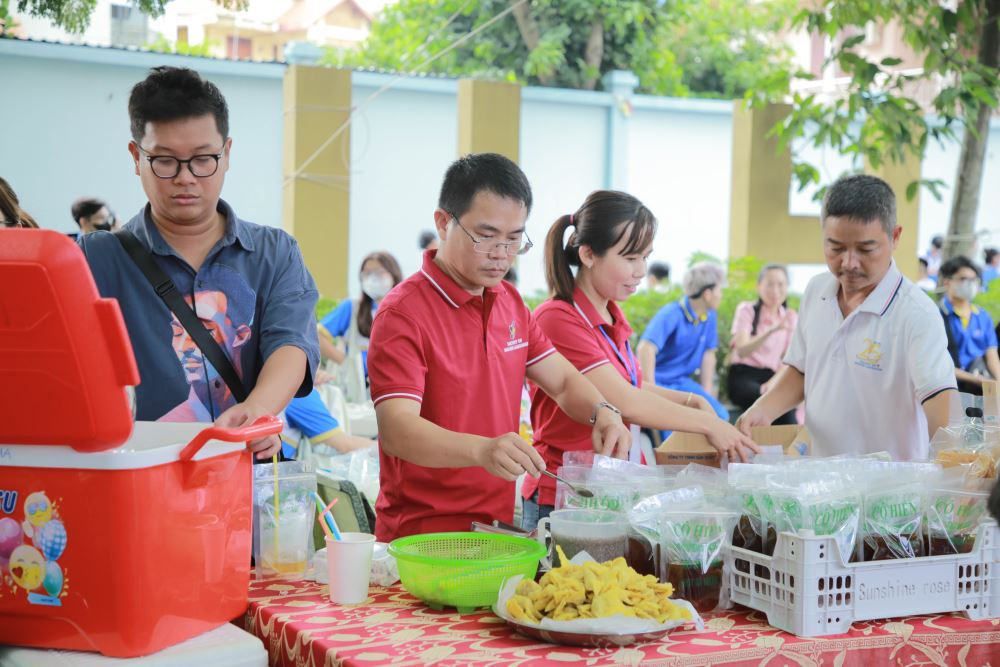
left=735, top=405, right=773, bottom=438
left=705, top=420, right=760, bottom=463
left=313, top=369, right=334, bottom=386
left=591, top=409, right=632, bottom=459
left=215, top=400, right=281, bottom=460
left=475, top=433, right=545, bottom=481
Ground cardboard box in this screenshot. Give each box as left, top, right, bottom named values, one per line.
left=654, top=424, right=811, bottom=467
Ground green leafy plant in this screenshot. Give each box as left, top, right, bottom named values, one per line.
left=315, top=296, right=339, bottom=322
left=144, top=32, right=216, bottom=57
left=749, top=0, right=1000, bottom=261
left=327, top=0, right=795, bottom=98
left=7, top=0, right=248, bottom=33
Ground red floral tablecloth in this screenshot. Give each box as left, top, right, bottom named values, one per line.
left=245, top=579, right=1000, bottom=667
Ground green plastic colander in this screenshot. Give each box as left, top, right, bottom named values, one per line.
left=388, top=532, right=545, bottom=612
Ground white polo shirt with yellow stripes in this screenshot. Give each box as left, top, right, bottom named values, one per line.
left=785, top=260, right=956, bottom=460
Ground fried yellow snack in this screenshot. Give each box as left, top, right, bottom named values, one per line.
left=507, top=544, right=693, bottom=626
left=507, top=594, right=541, bottom=623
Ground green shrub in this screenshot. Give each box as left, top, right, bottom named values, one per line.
left=526, top=254, right=801, bottom=402
left=316, top=296, right=339, bottom=322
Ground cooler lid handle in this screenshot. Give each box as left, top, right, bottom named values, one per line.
left=179, top=415, right=284, bottom=461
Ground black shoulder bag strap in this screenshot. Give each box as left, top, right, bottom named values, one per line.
left=114, top=229, right=249, bottom=403
left=939, top=301, right=961, bottom=368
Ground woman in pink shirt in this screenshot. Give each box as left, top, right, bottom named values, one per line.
left=726, top=264, right=798, bottom=424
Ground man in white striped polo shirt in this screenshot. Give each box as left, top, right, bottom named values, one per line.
left=737, top=174, right=955, bottom=460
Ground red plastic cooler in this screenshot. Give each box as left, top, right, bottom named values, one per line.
left=0, top=229, right=282, bottom=657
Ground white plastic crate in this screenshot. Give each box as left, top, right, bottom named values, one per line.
left=726, top=521, right=1000, bottom=637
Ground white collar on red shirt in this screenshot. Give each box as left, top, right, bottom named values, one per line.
left=820, top=260, right=904, bottom=318
left=570, top=286, right=632, bottom=340
left=418, top=249, right=504, bottom=309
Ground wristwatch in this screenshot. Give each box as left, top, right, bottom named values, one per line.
left=589, top=401, right=622, bottom=425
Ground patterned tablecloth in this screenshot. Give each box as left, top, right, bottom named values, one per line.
left=245, top=579, right=1000, bottom=667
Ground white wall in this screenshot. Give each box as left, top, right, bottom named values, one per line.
left=627, top=104, right=734, bottom=280
left=346, top=78, right=457, bottom=295
left=519, top=95, right=608, bottom=295
left=4, top=39, right=1000, bottom=300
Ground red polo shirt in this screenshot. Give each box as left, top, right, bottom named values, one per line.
left=522, top=287, right=641, bottom=507
left=368, top=250, right=556, bottom=541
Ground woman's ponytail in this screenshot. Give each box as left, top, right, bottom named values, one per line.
left=544, top=214, right=577, bottom=301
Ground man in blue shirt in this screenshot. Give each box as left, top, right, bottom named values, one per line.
left=637, top=262, right=729, bottom=425
left=79, top=66, right=319, bottom=459
left=938, top=256, right=1000, bottom=395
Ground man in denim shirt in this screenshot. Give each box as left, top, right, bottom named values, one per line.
left=79, top=66, right=319, bottom=459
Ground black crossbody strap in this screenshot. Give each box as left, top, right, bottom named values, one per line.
left=114, top=229, right=249, bottom=403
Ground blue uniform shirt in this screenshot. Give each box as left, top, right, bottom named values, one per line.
left=640, top=297, right=718, bottom=386
left=80, top=201, right=320, bottom=422
left=320, top=299, right=377, bottom=376
left=941, top=297, right=998, bottom=370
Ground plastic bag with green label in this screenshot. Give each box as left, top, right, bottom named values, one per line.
left=858, top=461, right=940, bottom=561
left=656, top=508, right=739, bottom=613
left=758, top=471, right=861, bottom=564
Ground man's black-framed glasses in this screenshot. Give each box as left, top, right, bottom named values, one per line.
left=138, top=145, right=224, bottom=179
left=447, top=210, right=533, bottom=257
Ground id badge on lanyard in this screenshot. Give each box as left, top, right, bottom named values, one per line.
left=596, top=326, right=645, bottom=464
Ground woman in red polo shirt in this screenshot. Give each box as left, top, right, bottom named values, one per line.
left=521, top=190, right=759, bottom=529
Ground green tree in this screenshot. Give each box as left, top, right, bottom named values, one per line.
left=753, top=1, right=1000, bottom=261
left=4, top=0, right=245, bottom=34
left=144, top=32, right=216, bottom=57
left=329, top=0, right=795, bottom=98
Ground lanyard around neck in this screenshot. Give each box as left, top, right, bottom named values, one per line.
left=597, top=325, right=638, bottom=387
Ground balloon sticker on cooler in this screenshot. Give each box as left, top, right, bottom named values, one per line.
left=0, top=490, right=68, bottom=606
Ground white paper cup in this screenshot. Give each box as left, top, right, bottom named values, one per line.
left=326, top=533, right=375, bottom=604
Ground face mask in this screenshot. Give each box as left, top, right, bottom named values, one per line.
left=953, top=281, right=978, bottom=302
left=361, top=274, right=393, bottom=301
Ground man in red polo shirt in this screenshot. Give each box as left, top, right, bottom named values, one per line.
left=368, top=153, right=632, bottom=541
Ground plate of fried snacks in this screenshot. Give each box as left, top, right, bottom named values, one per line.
left=493, top=546, right=702, bottom=647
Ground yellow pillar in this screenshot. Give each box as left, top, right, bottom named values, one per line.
left=457, top=79, right=521, bottom=160
left=729, top=102, right=922, bottom=279
left=282, top=65, right=351, bottom=299
left=729, top=102, right=823, bottom=265
left=866, top=157, right=920, bottom=280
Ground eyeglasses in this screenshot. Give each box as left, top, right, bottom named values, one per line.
left=447, top=210, right=533, bottom=257
left=1, top=218, right=22, bottom=228
left=137, top=145, right=224, bottom=179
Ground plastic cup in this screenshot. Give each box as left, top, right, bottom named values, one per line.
left=326, top=533, right=375, bottom=604
left=537, top=508, right=627, bottom=566
left=260, top=509, right=312, bottom=576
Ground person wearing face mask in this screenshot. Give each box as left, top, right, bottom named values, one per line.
left=318, top=251, right=402, bottom=403
left=726, top=264, right=798, bottom=424
left=69, top=197, right=118, bottom=239
left=938, top=255, right=1000, bottom=395
left=520, top=191, right=758, bottom=528
left=636, top=261, right=731, bottom=429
